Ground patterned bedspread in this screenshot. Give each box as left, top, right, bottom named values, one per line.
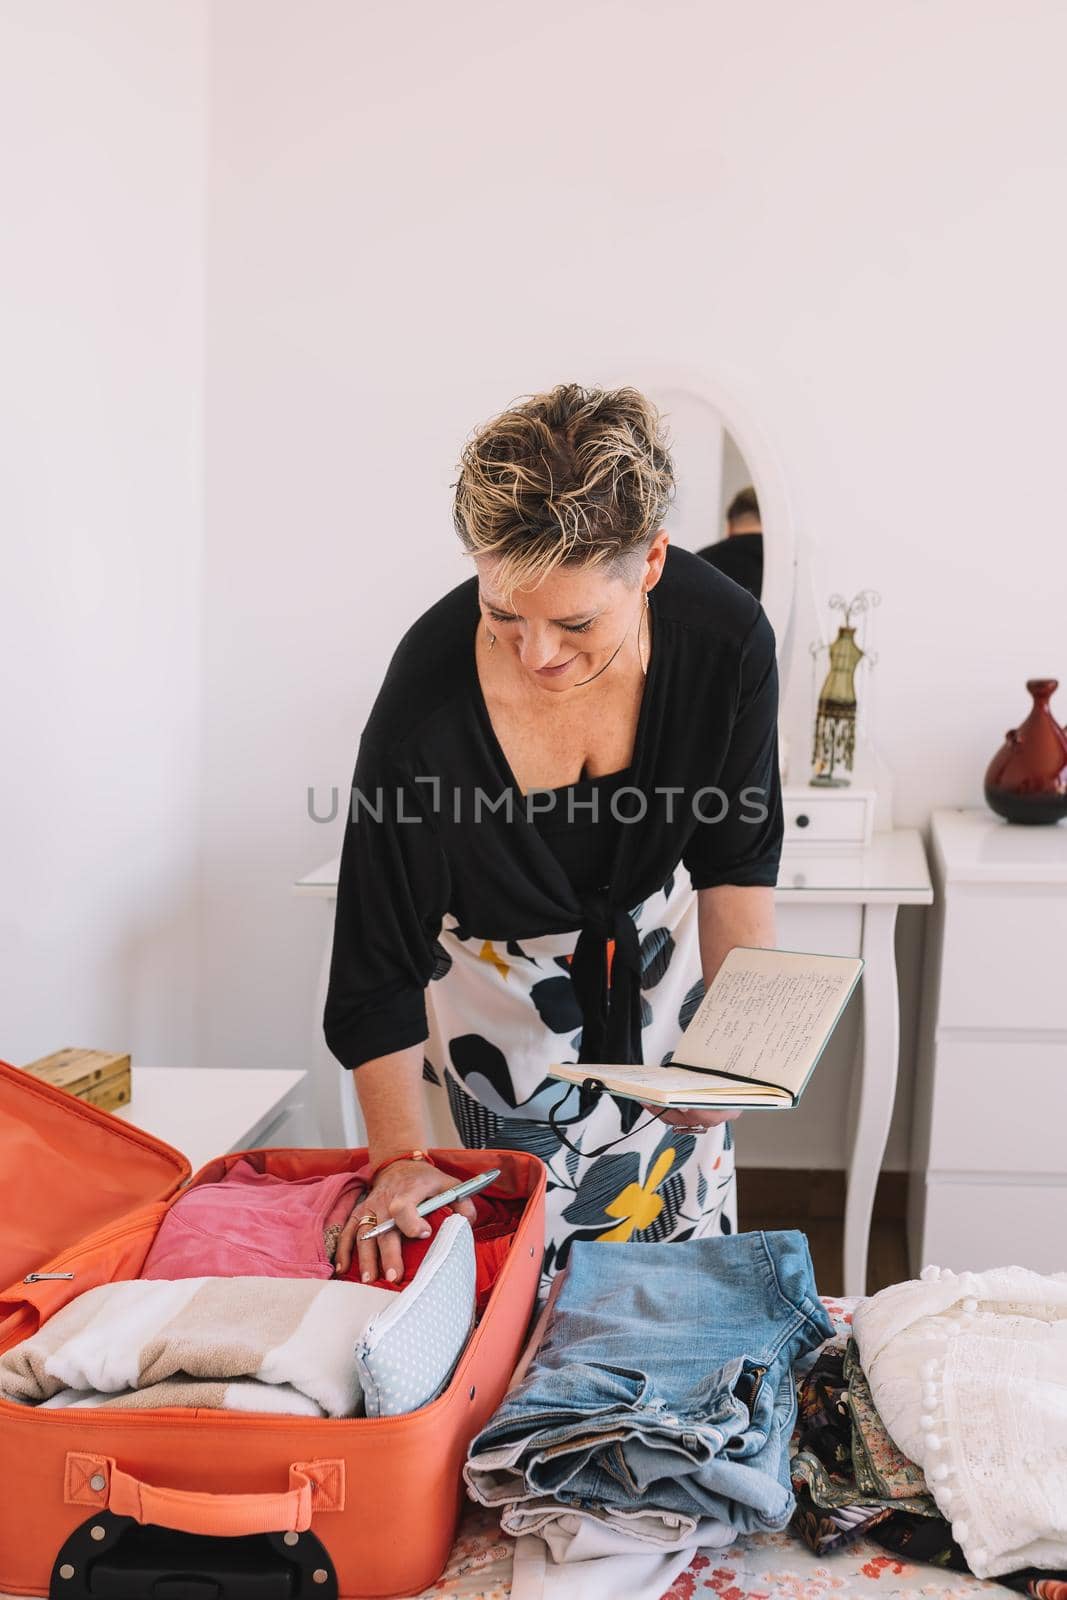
left=414, top=1501, right=1015, bottom=1600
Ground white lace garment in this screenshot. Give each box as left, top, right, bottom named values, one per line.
left=852, top=1262, right=1067, bottom=1580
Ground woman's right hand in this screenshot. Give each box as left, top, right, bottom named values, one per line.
left=334, top=1160, right=478, bottom=1286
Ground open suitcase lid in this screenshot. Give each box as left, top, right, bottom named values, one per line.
left=0, top=1058, right=191, bottom=1291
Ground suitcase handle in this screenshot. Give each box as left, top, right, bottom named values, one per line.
left=66, top=1454, right=345, bottom=1538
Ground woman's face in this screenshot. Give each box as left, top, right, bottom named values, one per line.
left=475, top=531, right=668, bottom=693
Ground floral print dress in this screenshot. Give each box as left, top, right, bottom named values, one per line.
left=418, top=866, right=737, bottom=1294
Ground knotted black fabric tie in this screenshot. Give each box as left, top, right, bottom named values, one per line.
left=546, top=890, right=686, bottom=1157
left=567, top=889, right=644, bottom=1066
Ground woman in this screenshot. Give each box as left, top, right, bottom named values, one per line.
left=324, top=382, right=783, bottom=1291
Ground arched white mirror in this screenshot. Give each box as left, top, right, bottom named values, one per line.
left=599, top=365, right=797, bottom=697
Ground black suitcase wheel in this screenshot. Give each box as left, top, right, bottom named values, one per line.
left=50, top=1510, right=338, bottom=1598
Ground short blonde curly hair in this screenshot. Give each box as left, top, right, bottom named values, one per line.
left=451, top=381, right=675, bottom=600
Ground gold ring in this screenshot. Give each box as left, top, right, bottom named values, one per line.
left=355, top=1211, right=379, bottom=1240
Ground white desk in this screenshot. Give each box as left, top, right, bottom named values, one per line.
left=296, top=830, right=933, bottom=1296
left=114, top=1066, right=310, bottom=1176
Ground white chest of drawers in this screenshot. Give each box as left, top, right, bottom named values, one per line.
left=908, top=808, right=1067, bottom=1273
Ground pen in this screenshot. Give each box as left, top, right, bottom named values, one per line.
left=356, top=1168, right=502, bottom=1241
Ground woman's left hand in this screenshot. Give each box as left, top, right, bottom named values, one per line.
left=645, top=1105, right=743, bottom=1131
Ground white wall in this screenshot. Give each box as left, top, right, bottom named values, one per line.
left=0, top=2, right=208, bottom=1066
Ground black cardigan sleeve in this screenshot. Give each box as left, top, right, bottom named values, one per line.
left=682, top=606, right=784, bottom=891
left=323, top=734, right=452, bottom=1071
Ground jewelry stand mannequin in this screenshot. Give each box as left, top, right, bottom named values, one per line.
left=778, top=530, right=894, bottom=835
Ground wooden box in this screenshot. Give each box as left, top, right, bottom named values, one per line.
left=21, top=1047, right=131, bottom=1112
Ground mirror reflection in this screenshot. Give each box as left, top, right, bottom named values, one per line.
left=696, top=480, right=763, bottom=602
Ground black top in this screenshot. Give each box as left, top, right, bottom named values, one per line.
left=529, top=767, right=632, bottom=899
left=324, top=543, right=784, bottom=1074
left=696, top=532, right=764, bottom=602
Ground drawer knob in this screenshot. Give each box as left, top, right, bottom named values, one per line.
left=794, top=813, right=811, bottom=828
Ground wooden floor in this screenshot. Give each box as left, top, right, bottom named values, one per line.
left=737, top=1168, right=910, bottom=1298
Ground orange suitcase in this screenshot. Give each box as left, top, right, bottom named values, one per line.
left=0, top=1058, right=545, bottom=1598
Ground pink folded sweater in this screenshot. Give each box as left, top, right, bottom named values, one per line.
left=141, top=1157, right=364, bottom=1280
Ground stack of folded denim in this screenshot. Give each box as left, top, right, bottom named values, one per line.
left=464, top=1230, right=834, bottom=1557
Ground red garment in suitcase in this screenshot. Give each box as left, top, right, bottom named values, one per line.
left=0, top=1059, right=545, bottom=1598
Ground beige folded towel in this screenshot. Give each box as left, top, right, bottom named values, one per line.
left=0, top=1274, right=394, bottom=1417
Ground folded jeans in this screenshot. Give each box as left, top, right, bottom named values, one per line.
left=465, top=1229, right=833, bottom=1542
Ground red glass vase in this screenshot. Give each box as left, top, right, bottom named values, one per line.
left=984, top=678, right=1067, bottom=825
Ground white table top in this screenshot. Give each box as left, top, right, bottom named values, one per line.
left=776, top=828, right=932, bottom=903
left=294, top=854, right=344, bottom=897
left=112, top=1066, right=307, bottom=1175
left=296, top=828, right=933, bottom=907
left=933, top=805, right=1067, bottom=883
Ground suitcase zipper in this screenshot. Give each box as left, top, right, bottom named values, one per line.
left=17, top=1207, right=170, bottom=1289
left=2, top=1214, right=166, bottom=1363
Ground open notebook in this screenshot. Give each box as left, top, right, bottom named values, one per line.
left=548, top=945, right=864, bottom=1110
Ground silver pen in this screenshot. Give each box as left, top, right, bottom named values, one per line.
left=357, top=1168, right=502, bottom=1240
